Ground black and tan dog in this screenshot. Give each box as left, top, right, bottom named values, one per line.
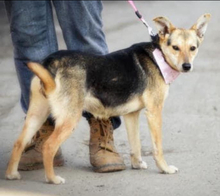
left=6, top=14, right=210, bottom=184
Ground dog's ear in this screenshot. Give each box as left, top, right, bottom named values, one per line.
left=190, top=14, right=211, bottom=40
left=153, top=16, right=175, bottom=39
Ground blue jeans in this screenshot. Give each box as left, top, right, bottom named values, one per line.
left=4, top=1, right=121, bottom=129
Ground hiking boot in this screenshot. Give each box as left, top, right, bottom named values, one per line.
left=18, top=120, right=64, bottom=171
left=89, top=117, right=126, bottom=173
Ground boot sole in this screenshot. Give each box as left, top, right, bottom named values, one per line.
left=93, top=163, right=126, bottom=173
left=18, top=156, right=64, bottom=171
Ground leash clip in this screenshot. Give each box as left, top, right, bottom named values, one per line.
left=128, top=1, right=155, bottom=36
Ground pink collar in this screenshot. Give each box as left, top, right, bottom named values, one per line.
left=153, top=48, right=180, bottom=84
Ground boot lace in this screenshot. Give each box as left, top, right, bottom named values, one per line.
left=99, top=119, right=113, bottom=151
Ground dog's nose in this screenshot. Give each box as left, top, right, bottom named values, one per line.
left=182, top=63, right=191, bottom=71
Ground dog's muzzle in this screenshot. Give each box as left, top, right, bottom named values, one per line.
left=182, top=63, right=191, bottom=72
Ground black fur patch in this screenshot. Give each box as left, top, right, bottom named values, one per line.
left=86, top=47, right=147, bottom=107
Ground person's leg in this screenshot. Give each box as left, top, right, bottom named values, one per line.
left=53, top=1, right=108, bottom=54
left=4, top=1, right=58, bottom=112
left=53, top=1, right=124, bottom=172
left=4, top=1, right=63, bottom=170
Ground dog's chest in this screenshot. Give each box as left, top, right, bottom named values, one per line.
left=83, top=93, right=144, bottom=119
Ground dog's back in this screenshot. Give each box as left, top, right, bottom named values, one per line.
left=41, top=42, right=162, bottom=109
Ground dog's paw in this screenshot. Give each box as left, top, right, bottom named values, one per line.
left=132, top=160, right=148, bottom=170
left=53, top=176, right=65, bottom=185
left=46, top=175, right=65, bottom=185
left=162, top=165, right=178, bottom=174
left=5, top=171, right=21, bottom=180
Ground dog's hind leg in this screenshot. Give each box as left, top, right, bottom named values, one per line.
left=6, top=77, right=50, bottom=180
left=144, top=89, right=178, bottom=174
left=43, top=109, right=82, bottom=185
left=42, top=89, right=83, bottom=185
left=124, top=111, right=147, bottom=169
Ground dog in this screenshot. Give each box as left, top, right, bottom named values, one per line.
left=6, top=14, right=210, bottom=184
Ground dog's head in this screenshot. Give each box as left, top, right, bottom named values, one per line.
left=153, top=14, right=211, bottom=72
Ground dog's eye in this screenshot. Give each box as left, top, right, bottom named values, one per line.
left=172, top=46, right=180, bottom=51
left=190, top=46, right=196, bottom=51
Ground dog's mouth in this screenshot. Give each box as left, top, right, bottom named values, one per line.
left=182, top=69, right=192, bottom=73
left=169, top=64, right=181, bottom=72
left=164, top=55, right=193, bottom=73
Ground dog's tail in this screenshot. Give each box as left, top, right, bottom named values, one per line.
left=27, top=62, right=56, bottom=94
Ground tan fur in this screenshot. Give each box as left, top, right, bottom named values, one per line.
left=27, top=62, right=56, bottom=94
left=84, top=93, right=144, bottom=119
left=6, top=14, right=210, bottom=184
left=153, top=13, right=211, bottom=72
left=43, top=112, right=82, bottom=184
left=124, top=111, right=147, bottom=169
left=6, top=77, right=50, bottom=179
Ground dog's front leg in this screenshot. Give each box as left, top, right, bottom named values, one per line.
left=145, top=93, right=178, bottom=174
left=124, top=111, right=147, bottom=169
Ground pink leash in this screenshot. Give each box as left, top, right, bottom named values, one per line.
left=127, top=1, right=180, bottom=84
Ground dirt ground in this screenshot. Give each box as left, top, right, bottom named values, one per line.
left=0, top=1, right=220, bottom=196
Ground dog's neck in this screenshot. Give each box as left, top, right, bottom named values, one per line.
left=152, top=48, right=180, bottom=84
left=146, top=35, right=180, bottom=85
